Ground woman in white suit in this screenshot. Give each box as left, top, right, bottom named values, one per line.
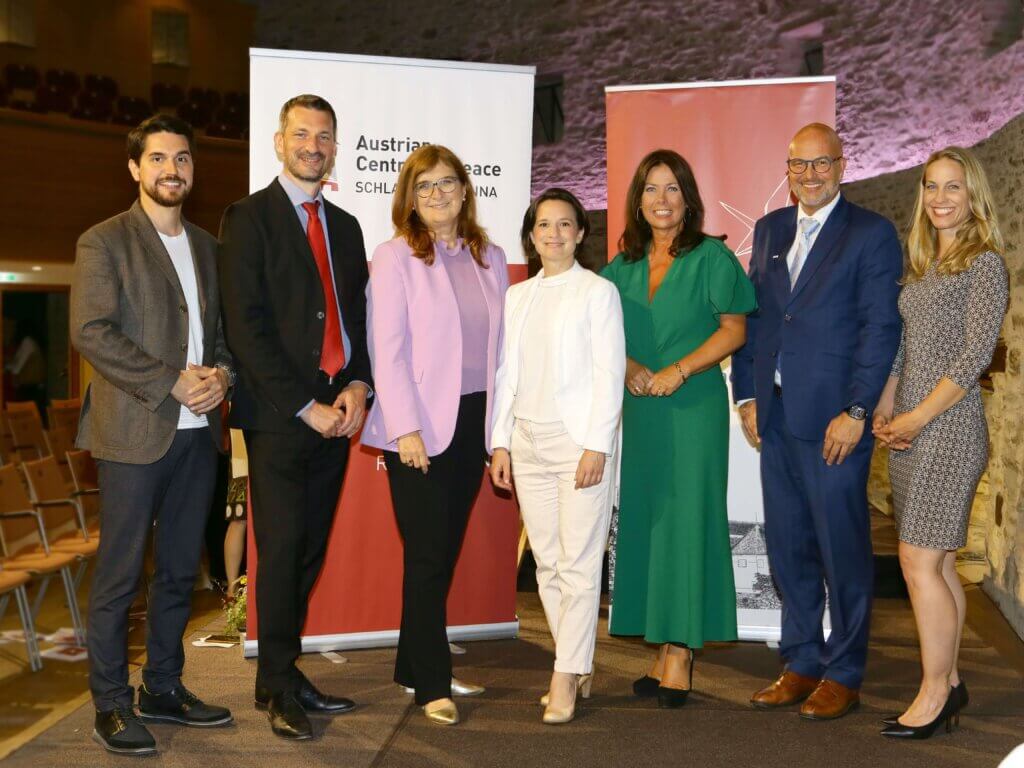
left=490, top=188, right=625, bottom=725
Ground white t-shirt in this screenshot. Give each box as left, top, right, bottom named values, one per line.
left=159, top=230, right=207, bottom=429
left=513, top=270, right=570, bottom=424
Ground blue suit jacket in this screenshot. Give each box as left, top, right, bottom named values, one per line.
left=731, top=195, right=902, bottom=441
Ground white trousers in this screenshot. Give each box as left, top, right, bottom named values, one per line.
left=511, top=419, right=614, bottom=674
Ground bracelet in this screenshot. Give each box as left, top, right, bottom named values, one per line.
left=674, top=362, right=688, bottom=384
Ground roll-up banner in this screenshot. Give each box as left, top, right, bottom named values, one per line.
left=243, top=48, right=535, bottom=656
left=604, top=77, right=836, bottom=641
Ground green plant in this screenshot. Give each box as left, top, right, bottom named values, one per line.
left=223, top=576, right=247, bottom=636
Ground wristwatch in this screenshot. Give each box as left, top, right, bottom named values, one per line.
left=215, top=363, right=237, bottom=388
left=846, top=404, right=867, bottom=421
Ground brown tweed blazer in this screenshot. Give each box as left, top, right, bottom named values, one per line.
left=70, top=200, right=232, bottom=463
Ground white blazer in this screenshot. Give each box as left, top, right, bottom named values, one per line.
left=491, top=261, right=625, bottom=455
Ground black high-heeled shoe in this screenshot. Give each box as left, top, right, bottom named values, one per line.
left=657, top=649, right=694, bottom=709
left=881, top=680, right=967, bottom=726
left=633, top=675, right=660, bottom=698
left=880, top=693, right=957, bottom=739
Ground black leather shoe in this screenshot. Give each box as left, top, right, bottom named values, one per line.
left=268, top=692, right=313, bottom=740
left=881, top=682, right=966, bottom=727
left=881, top=693, right=957, bottom=740
left=255, top=680, right=356, bottom=714
left=633, top=675, right=660, bottom=698
left=139, top=684, right=233, bottom=727
left=93, top=707, right=157, bottom=755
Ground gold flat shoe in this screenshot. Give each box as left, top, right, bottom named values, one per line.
left=540, top=692, right=549, bottom=706
left=423, top=699, right=459, bottom=726
left=450, top=677, right=485, bottom=697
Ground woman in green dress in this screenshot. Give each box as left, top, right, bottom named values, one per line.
left=603, top=149, right=756, bottom=708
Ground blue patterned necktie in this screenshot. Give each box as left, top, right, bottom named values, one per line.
left=789, top=217, right=821, bottom=289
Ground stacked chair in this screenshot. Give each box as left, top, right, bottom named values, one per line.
left=0, top=562, right=41, bottom=671
left=0, top=399, right=99, bottom=670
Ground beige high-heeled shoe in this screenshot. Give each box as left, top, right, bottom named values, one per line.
left=423, top=697, right=459, bottom=726
left=542, top=674, right=592, bottom=724
left=540, top=672, right=593, bottom=706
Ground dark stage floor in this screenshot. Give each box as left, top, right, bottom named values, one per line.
left=3, top=581, right=1023, bottom=767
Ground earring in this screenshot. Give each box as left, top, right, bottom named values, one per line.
left=636, top=206, right=643, bottom=221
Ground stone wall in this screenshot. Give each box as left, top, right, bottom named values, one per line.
left=250, top=0, right=1024, bottom=207
left=248, top=0, right=1024, bottom=636
left=843, top=113, right=1024, bottom=636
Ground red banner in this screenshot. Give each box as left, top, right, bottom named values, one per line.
left=604, top=77, right=836, bottom=641
left=245, top=265, right=529, bottom=651
left=605, top=78, right=836, bottom=267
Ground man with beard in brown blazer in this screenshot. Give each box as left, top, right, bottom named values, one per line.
left=71, top=114, right=235, bottom=756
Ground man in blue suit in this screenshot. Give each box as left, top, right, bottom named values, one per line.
left=732, top=123, right=902, bottom=720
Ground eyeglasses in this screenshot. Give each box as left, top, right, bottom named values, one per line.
left=786, top=156, right=843, bottom=174
left=414, top=177, right=459, bottom=198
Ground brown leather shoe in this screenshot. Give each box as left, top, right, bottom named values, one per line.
left=799, top=678, right=860, bottom=720
left=750, top=671, right=820, bottom=709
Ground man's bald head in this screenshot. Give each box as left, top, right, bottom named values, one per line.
left=789, top=123, right=843, bottom=157
left=787, top=123, right=846, bottom=214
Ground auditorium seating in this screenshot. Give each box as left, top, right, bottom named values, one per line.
left=22, top=456, right=99, bottom=589
left=2, top=67, right=247, bottom=137
left=113, top=95, right=153, bottom=125
left=5, top=403, right=49, bottom=460
left=0, top=464, right=87, bottom=648
left=47, top=398, right=81, bottom=438
left=0, top=563, right=41, bottom=671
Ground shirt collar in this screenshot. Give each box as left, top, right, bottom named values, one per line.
left=278, top=172, right=324, bottom=210
left=798, top=192, right=841, bottom=227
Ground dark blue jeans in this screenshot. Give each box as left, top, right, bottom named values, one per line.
left=88, top=428, right=217, bottom=710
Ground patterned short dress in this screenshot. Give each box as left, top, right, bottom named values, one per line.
left=889, top=250, right=1008, bottom=550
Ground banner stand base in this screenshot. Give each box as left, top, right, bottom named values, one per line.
left=243, top=620, right=520, bottom=658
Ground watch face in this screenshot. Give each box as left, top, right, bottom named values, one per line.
left=847, top=405, right=867, bottom=420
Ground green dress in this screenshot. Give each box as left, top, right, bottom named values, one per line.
left=602, top=237, right=756, bottom=647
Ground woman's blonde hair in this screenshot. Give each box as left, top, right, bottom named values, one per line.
left=905, top=146, right=1003, bottom=282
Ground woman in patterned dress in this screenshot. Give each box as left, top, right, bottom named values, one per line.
left=873, top=146, right=1008, bottom=739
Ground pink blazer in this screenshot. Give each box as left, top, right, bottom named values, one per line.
left=361, top=236, right=508, bottom=456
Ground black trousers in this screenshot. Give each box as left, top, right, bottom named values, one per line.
left=386, top=392, right=486, bottom=705
left=88, top=427, right=217, bottom=710
left=245, top=419, right=349, bottom=694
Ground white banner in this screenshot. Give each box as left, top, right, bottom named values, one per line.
left=249, top=48, right=535, bottom=263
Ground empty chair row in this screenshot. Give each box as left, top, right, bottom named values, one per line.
left=0, top=453, right=101, bottom=671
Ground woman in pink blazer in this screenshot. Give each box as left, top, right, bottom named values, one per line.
left=362, top=144, right=508, bottom=727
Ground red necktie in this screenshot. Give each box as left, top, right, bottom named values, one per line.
left=302, top=201, right=345, bottom=377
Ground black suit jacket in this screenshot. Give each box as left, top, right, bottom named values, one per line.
left=217, top=178, right=372, bottom=433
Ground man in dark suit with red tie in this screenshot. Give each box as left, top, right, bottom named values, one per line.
left=218, top=94, right=372, bottom=741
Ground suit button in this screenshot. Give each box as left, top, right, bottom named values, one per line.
left=312, top=348, right=319, bottom=357
left=180, top=343, right=187, bottom=351
left=179, top=304, right=187, bottom=313
left=784, top=314, right=792, bottom=322
left=317, top=311, right=325, bottom=320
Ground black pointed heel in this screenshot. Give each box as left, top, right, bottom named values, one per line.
left=883, top=680, right=966, bottom=726
left=953, top=679, right=968, bottom=711
left=880, top=694, right=956, bottom=740
left=656, top=650, right=694, bottom=709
